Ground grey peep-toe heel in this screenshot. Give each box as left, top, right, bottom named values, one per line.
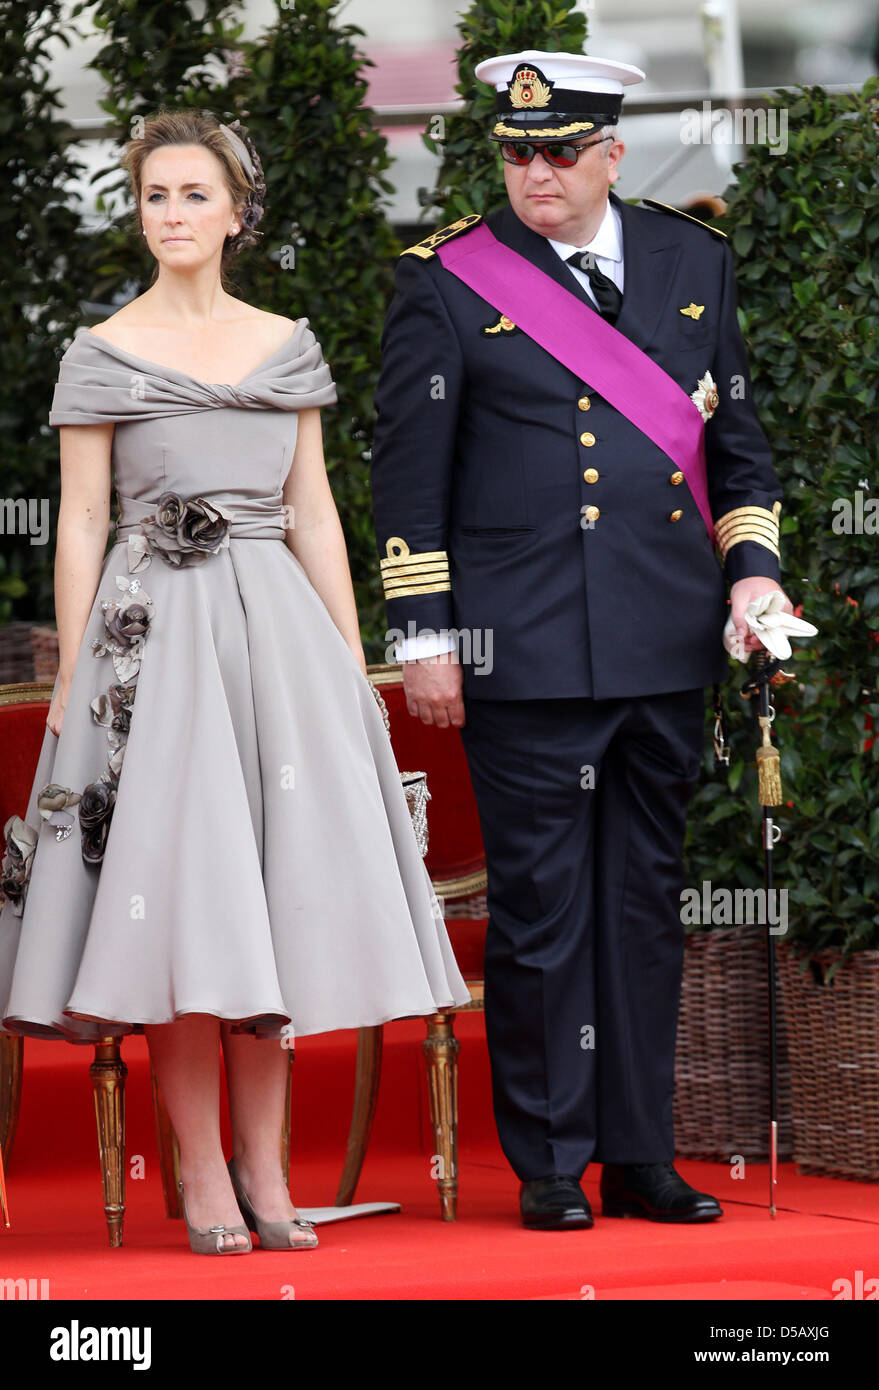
left=177, top=1179, right=252, bottom=1255
left=227, top=1157, right=318, bottom=1250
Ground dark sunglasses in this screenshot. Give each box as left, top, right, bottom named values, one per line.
left=498, top=135, right=613, bottom=167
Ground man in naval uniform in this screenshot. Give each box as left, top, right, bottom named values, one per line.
left=370, top=51, right=793, bottom=1229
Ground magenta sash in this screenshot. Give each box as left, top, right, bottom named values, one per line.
left=435, top=221, right=714, bottom=542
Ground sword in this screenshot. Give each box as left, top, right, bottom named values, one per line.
left=741, top=650, right=793, bottom=1218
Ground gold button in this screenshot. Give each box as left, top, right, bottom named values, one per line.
left=577, top=395, right=591, bottom=411
left=670, top=471, right=684, bottom=486
left=579, top=431, right=596, bottom=447
left=584, top=505, right=600, bottom=522
left=669, top=509, right=683, bottom=522
left=583, top=468, right=599, bottom=484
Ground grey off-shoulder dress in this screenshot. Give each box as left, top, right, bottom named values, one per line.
left=0, top=321, right=471, bottom=1043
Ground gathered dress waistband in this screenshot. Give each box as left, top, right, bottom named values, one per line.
left=114, top=492, right=290, bottom=543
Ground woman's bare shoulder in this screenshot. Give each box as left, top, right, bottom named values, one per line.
left=86, top=309, right=134, bottom=345
left=88, top=304, right=299, bottom=351
left=238, top=306, right=301, bottom=347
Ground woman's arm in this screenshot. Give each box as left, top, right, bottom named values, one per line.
left=281, top=408, right=368, bottom=678
left=47, top=423, right=114, bottom=734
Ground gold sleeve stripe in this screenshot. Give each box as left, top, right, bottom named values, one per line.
left=718, top=533, right=780, bottom=560
left=380, top=536, right=451, bottom=599
left=383, top=561, right=450, bottom=572
left=715, top=532, right=780, bottom=557
left=714, top=502, right=781, bottom=561
left=715, top=524, right=779, bottom=544
left=384, top=575, right=451, bottom=594
left=714, top=503, right=781, bottom=532
left=383, top=580, right=452, bottom=599
left=717, top=503, right=778, bottom=528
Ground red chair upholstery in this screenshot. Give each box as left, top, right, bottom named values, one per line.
left=370, top=668, right=487, bottom=976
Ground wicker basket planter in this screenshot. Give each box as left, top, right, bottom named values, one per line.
left=776, top=946, right=879, bottom=1181
left=30, top=624, right=59, bottom=682
left=0, top=622, right=58, bottom=684
left=0, top=622, right=37, bottom=684
left=674, top=925, right=794, bottom=1162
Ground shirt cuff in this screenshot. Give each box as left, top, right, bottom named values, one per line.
left=394, top=631, right=457, bottom=662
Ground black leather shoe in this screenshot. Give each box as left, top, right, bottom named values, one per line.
left=600, top=1161, right=722, bottom=1222
left=520, top=1174, right=594, bottom=1230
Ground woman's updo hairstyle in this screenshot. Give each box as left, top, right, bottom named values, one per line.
left=121, top=107, right=267, bottom=282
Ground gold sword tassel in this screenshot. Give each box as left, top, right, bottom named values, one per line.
left=756, top=715, right=783, bottom=806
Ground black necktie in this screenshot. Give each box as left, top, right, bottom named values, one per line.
left=566, top=252, right=622, bottom=325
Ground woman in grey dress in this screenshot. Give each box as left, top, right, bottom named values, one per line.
left=0, top=111, right=470, bottom=1252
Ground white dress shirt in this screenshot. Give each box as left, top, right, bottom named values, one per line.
left=393, top=200, right=625, bottom=664
left=547, top=197, right=624, bottom=302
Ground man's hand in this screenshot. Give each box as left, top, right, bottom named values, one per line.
left=402, top=649, right=465, bottom=727
left=729, top=577, right=793, bottom=655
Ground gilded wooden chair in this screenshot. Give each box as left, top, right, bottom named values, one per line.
left=0, top=680, right=295, bottom=1242
left=334, top=662, right=488, bottom=1221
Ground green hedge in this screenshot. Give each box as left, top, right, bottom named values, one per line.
left=0, top=2, right=95, bottom=620
left=683, top=81, right=879, bottom=963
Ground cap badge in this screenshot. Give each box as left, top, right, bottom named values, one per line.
left=508, top=65, right=553, bottom=109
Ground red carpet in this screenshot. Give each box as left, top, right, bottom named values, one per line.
left=1, top=1014, right=877, bottom=1300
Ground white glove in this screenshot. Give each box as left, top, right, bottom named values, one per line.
left=723, top=590, right=818, bottom=663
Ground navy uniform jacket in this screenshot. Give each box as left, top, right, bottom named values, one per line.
left=370, top=189, right=783, bottom=701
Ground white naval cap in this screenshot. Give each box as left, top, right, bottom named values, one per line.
left=475, top=50, right=646, bottom=142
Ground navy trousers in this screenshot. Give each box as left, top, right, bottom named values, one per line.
left=458, top=688, right=706, bottom=1181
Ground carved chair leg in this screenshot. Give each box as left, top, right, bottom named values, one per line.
left=335, top=1025, right=383, bottom=1206
left=423, top=1012, right=460, bottom=1221
left=150, top=1062, right=181, bottom=1219
left=90, top=1037, right=127, bottom=1247
left=0, top=1032, right=23, bottom=1167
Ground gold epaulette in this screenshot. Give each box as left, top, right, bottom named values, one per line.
left=400, top=214, right=483, bottom=260
left=641, top=198, right=727, bottom=240
left=380, top=537, right=451, bottom=600
left=714, top=501, right=781, bottom=562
